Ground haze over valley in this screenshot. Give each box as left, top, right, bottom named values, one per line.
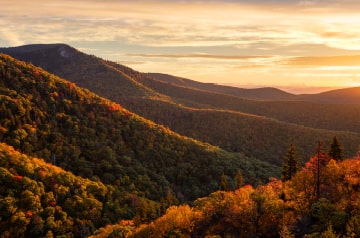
left=1, top=43, right=360, bottom=237
left=2, top=0, right=360, bottom=237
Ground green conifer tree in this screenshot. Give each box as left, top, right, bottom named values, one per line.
left=234, top=169, right=244, bottom=189
left=328, top=136, right=343, bottom=161
left=281, top=144, right=299, bottom=182
left=220, top=173, right=229, bottom=191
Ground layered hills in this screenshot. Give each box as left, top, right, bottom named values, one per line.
left=147, top=72, right=360, bottom=104
left=1, top=45, right=360, bottom=237
left=0, top=53, right=287, bottom=237
left=146, top=72, right=296, bottom=101
left=1, top=52, right=277, bottom=203
left=0, top=142, right=117, bottom=237
left=2, top=44, right=360, bottom=165
left=92, top=156, right=360, bottom=237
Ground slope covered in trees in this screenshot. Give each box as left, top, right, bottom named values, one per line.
left=2, top=46, right=360, bottom=237
left=0, top=142, right=131, bottom=237
left=91, top=153, right=360, bottom=237
left=2, top=44, right=360, bottom=166
left=146, top=72, right=296, bottom=100
left=0, top=44, right=167, bottom=102
left=297, top=86, right=360, bottom=104
left=120, top=99, right=360, bottom=165
left=0, top=53, right=280, bottom=203
left=134, top=75, right=360, bottom=134
left=148, top=72, right=360, bottom=104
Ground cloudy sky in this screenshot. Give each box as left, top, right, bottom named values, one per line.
left=2, top=0, right=360, bottom=93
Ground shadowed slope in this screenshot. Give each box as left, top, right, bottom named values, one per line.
left=147, top=72, right=296, bottom=100
left=2, top=44, right=360, bottom=165
left=1, top=53, right=280, bottom=203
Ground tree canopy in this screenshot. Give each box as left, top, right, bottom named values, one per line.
left=328, top=136, right=344, bottom=161
left=281, top=144, right=299, bottom=182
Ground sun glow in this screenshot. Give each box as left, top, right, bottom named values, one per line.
left=2, top=0, right=360, bottom=92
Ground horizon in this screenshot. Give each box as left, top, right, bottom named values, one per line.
left=218, top=83, right=341, bottom=95
left=2, top=0, right=360, bottom=94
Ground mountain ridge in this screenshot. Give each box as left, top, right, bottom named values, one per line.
left=146, top=72, right=297, bottom=101
left=297, top=86, right=360, bottom=104
left=1, top=52, right=277, bottom=203
left=2, top=44, right=360, bottom=165
left=2, top=44, right=360, bottom=104
left=2, top=44, right=360, bottom=238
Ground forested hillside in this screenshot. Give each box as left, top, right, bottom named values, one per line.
left=297, top=86, right=360, bottom=104
left=147, top=73, right=360, bottom=104
left=120, top=98, right=360, bottom=165
left=0, top=142, right=126, bottom=237
left=146, top=72, right=296, bottom=100
left=134, top=74, right=360, bottom=133
left=2, top=45, right=360, bottom=237
left=0, top=53, right=280, bottom=202
left=2, top=44, right=360, bottom=165
left=91, top=154, right=360, bottom=237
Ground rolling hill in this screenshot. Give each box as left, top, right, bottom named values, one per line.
left=0, top=52, right=280, bottom=204
left=0, top=44, right=297, bottom=101
left=298, top=86, right=360, bottom=104
left=2, top=44, right=360, bottom=165
left=146, top=72, right=360, bottom=104
left=92, top=156, right=360, bottom=237
left=2, top=45, right=360, bottom=237
left=0, top=142, right=123, bottom=237
left=146, top=72, right=297, bottom=101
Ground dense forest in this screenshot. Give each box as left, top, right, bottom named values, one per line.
left=2, top=46, right=360, bottom=237
left=1, top=142, right=116, bottom=237
left=91, top=153, right=360, bottom=237
left=118, top=98, right=360, bottom=165
left=2, top=44, right=360, bottom=165
left=0, top=53, right=281, bottom=202
left=0, top=53, right=282, bottom=236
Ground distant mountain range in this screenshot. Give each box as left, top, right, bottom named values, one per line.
left=146, top=73, right=297, bottom=101
left=297, top=87, right=360, bottom=104
left=2, top=44, right=360, bottom=237
left=3, top=53, right=280, bottom=236
left=1, top=52, right=275, bottom=203
left=2, top=44, right=360, bottom=104
left=147, top=72, right=360, bottom=104
left=1, top=44, right=360, bottom=166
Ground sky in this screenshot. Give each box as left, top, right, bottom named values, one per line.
left=1, top=0, right=360, bottom=93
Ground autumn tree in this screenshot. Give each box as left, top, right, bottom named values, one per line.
left=281, top=144, right=299, bottom=182
left=328, top=136, right=343, bottom=161
left=305, top=142, right=330, bottom=201
left=279, top=225, right=295, bottom=238
left=220, top=173, right=229, bottom=191
left=234, top=169, right=244, bottom=189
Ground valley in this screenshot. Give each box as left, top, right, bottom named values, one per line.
left=2, top=44, right=360, bottom=164
left=1, top=44, right=360, bottom=237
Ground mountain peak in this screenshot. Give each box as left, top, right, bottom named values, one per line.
left=57, top=44, right=76, bottom=58
left=0, top=43, right=78, bottom=60
left=2, top=43, right=69, bottom=51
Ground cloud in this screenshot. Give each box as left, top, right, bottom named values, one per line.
left=320, top=31, right=358, bottom=39
left=284, top=55, right=360, bottom=66
left=2, top=0, right=360, bottom=51
left=236, top=64, right=269, bottom=70
left=117, top=61, right=146, bottom=65
left=126, top=53, right=272, bottom=60
left=2, top=0, right=360, bottom=91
